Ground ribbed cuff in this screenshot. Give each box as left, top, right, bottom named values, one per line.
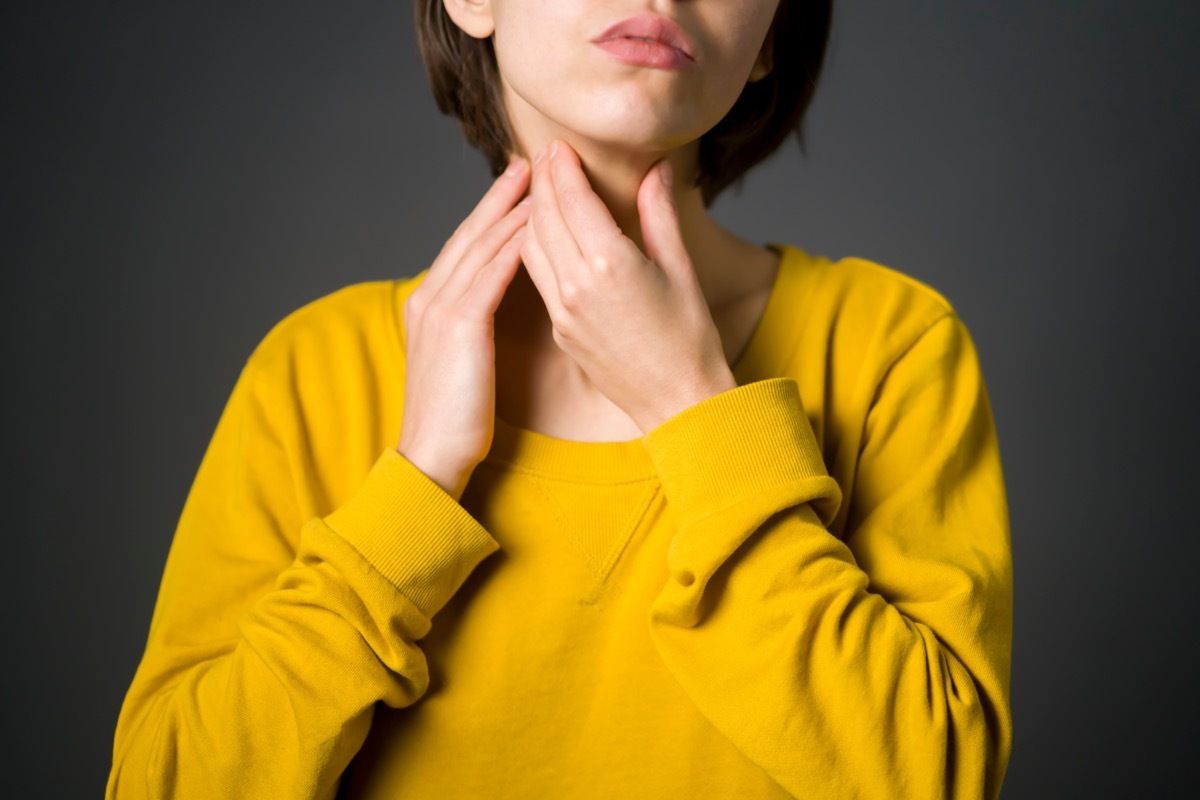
left=643, top=379, right=840, bottom=528
left=325, top=449, right=499, bottom=618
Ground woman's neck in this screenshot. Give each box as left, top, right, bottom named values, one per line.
left=512, top=129, right=768, bottom=309
left=559, top=139, right=692, bottom=255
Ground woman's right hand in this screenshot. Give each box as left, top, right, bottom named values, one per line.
left=397, top=159, right=532, bottom=499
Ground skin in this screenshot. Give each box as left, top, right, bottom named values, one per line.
left=400, top=0, right=784, bottom=498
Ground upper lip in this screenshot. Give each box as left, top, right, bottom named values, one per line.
left=591, top=13, right=696, bottom=61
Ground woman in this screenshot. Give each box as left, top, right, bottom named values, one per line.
left=108, top=1, right=1013, bottom=797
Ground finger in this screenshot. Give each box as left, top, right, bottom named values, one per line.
left=637, top=159, right=691, bottom=278
left=423, top=158, right=530, bottom=296
left=439, top=197, right=531, bottom=301
left=519, top=214, right=565, bottom=320
left=529, top=144, right=584, bottom=276
left=547, top=141, right=624, bottom=258
left=463, top=226, right=526, bottom=316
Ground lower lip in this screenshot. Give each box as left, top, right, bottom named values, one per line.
left=593, top=38, right=694, bottom=70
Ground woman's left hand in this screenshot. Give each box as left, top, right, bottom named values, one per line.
left=520, top=140, right=736, bottom=433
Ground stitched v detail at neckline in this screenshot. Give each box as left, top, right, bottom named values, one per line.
left=531, top=475, right=660, bottom=584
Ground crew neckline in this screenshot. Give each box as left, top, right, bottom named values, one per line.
left=481, top=243, right=808, bottom=481
left=487, top=416, right=657, bottom=481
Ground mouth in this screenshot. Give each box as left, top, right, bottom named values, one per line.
left=591, top=14, right=696, bottom=68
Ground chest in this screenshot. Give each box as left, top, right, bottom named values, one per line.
left=493, top=337, right=645, bottom=442
left=344, top=457, right=791, bottom=800
left=490, top=291, right=772, bottom=443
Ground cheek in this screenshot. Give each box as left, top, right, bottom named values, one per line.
left=707, top=4, right=777, bottom=76
left=491, top=2, right=576, bottom=78
left=494, top=49, right=589, bottom=135
left=491, top=9, right=580, bottom=104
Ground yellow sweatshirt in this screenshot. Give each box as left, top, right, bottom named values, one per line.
left=108, top=244, right=1012, bottom=799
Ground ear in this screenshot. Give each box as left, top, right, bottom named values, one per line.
left=440, top=0, right=495, bottom=39
left=747, top=27, right=775, bottom=82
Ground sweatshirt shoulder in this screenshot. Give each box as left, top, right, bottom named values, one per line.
left=780, top=246, right=961, bottom=358
left=246, top=275, right=426, bottom=373
left=835, top=256, right=954, bottom=312
left=810, top=251, right=954, bottom=324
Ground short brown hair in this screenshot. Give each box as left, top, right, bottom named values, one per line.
left=415, top=1, right=833, bottom=206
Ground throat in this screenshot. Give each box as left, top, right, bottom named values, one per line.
left=494, top=343, right=643, bottom=443
left=491, top=240, right=781, bottom=441
left=494, top=272, right=643, bottom=441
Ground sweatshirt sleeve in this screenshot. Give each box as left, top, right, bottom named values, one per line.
left=642, top=314, right=1012, bottom=800
left=106, top=359, right=499, bottom=799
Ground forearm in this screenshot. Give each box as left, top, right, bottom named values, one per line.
left=649, top=502, right=1009, bottom=799
left=643, top=377, right=1011, bottom=799
left=108, top=451, right=499, bottom=799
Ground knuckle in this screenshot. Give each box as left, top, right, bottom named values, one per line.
left=551, top=325, right=572, bottom=349
left=427, top=306, right=474, bottom=340
left=558, top=279, right=583, bottom=309
left=447, top=302, right=482, bottom=329
left=428, top=298, right=459, bottom=323
left=420, top=295, right=450, bottom=322
left=403, top=293, right=425, bottom=321
left=590, top=252, right=614, bottom=277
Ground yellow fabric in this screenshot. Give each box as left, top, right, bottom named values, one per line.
left=108, top=244, right=1013, bottom=799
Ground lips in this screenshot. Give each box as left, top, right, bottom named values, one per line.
left=590, top=13, right=696, bottom=67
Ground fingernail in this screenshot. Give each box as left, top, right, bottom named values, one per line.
left=548, top=140, right=559, bottom=160
left=533, top=147, right=547, bottom=166
left=504, top=159, right=527, bottom=177
left=518, top=196, right=532, bottom=206
left=660, top=160, right=674, bottom=189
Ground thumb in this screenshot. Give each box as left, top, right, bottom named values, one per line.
left=637, top=160, right=691, bottom=277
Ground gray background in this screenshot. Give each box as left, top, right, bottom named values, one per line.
left=5, top=0, right=1198, bottom=796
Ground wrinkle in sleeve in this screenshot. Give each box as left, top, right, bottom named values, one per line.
left=107, top=360, right=498, bottom=800
left=642, top=315, right=1012, bottom=800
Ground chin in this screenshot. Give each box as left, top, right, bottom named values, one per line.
left=504, top=71, right=724, bottom=155
left=552, top=97, right=711, bottom=153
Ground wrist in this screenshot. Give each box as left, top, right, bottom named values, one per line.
left=636, top=365, right=738, bottom=434
left=396, top=442, right=475, bottom=501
